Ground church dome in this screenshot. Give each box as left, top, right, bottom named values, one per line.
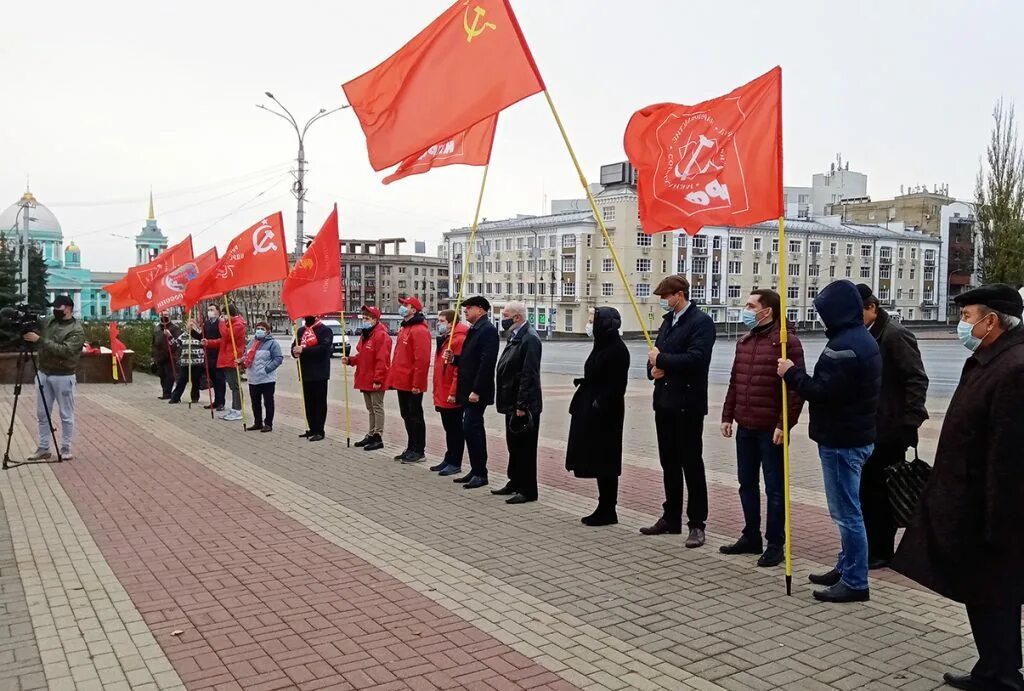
left=0, top=191, right=63, bottom=235
left=65, top=241, right=80, bottom=253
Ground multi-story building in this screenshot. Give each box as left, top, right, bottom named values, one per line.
left=445, top=162, right=945, bottom=337
left=826, top=185, right=953, bottom=238
left=340, top=238, right=448, bottom=315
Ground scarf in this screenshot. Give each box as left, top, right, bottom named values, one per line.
left=301, top=320, right=321, bottom=348
left=243, top=338, right=261, bottom=369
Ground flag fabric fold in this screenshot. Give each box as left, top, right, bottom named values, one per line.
left=624, top=66, right=783, bottom=236
left=183, top=213, right=289, bottom=307
left=102, top=276, right=136, bottom=312
left=343, top=0, right=543, bottom=171
left=383, top=115, right=498, bottom=185
left=148, top=248, right=220, bottom=313
left=108, top=322, right=127, bottom=366
left=127, top=236, right=195, bottom=309
left=282, top=205, right=343, bottom=320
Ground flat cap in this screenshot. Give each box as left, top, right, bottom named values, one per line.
left=52, top=295, right=74, bottom=308
left=855, top=283, right=874, bottom=302
left=460, top=295, right=491, bottom=311
left=653, top=275, right=689, bottom=296
left=954, top=283, right=1023, bottom=318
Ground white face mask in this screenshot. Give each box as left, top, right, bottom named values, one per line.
left=585, top=322, right=594, bottom=338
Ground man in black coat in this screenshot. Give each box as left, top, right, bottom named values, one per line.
left=893, top=284, right=1024, bottom=691
left=449, top=296, right=499, bottom=490
left=643, top=275, right=716, bottom=548
left=856, top=284, right=929, bottom=569
left=153, top=311, right=182, bottom=399
left=292, top=315, right=334, bottom=442
left=202, top=303, right=226, bottom=411
left=492, top=301, right=542, bottom=504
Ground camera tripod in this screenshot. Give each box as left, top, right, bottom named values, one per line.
left=2, top=344, right=63, bottom=470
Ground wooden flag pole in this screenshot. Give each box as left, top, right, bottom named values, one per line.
left=542, top=90, right=654, bottom=348
left=447, top=164, right=491, bottom=352
left=186, top=307, right=194, bottom=409
left=778, top=216, right=794, bottom=595
left=291, top=323, right=311, bottom=434
left=336, top=314, right=353, bottom=447
left=222, top=294, right=247, bottom=427
left=200, top=306, right=216, bottom=418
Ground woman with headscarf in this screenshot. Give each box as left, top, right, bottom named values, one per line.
left=565, top=307, right=630, bottom=526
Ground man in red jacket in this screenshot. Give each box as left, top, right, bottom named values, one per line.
left=343, top=305, right=392, bottom=451
left=430, top=309, right=469, bottom=476
left=720, top=289, right=805, bottom=567
left=385, top=296, right=432, bottom=463
left=201, top=303, right=247, bottom=422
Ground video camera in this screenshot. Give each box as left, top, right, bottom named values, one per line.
left=0, top=304, right=41, bottom=336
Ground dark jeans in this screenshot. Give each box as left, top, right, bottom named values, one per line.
left=735, top=426, right=785, bottom=547
left=157, top=361, right=175, bottom=397
left=397, top=391, right=426, bottom=454
left=438, top=407, right=465, bottom=469
left=209, top=351, right=225, bottom=407
left=654, top=410, right=708, bottom=530
left=171, top=365, right=205, bottom=403
left=303, top=380, right=328, bottom=435
left=966, top=604, right=1023, bottom=686
left=597, top=476, right=618, bottom=510
left=249, top=382, right=276, bottom=427
left=860, top=442, right=906, bottom=561
left=505, top=413, right=540, bottom=500
left=463, top=403, right=489, bottom=479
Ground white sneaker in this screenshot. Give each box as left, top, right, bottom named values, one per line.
left=27, top=449, right=52, bottom=461
left=222, top=410, right=242, bottom=421
left=59, top=448, right=73, bottom=461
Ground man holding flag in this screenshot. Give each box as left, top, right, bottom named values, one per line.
left=293, top=316, right=333, bottom=442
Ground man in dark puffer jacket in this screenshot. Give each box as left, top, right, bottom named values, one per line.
left=778, top=279, right=881, bottom=603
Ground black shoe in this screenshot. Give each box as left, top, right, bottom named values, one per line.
left=354, top=435, right=373, bottom=448
left=506, top=493, right=536, bottom=505
left=490, top=482, right=515, bottom=496
left=308, top=434, right=325, bottom=442
left=812, top=582, right=869, bottom=603
left=438, top=465, right=462, bottom=476
left=364, top=436, right=384, bottom=451
left=453, top=473, right=474, bottom=484
left=246, top=424, right=264, bottom=432
left=719, top=536, right=764, bottom=555
left=402, top=452, right=426, bottom=464
left=168, top=399, right=180, bottom=405
left=808, top=568, right=842, bottom=586
left=685, top=528, right=706, bottom=548
left=464, top=476, right=489, bottom=490
left=938, top=671, right=1019, bottom=690
left=757, top=545, right=785, bottom=568
left=868, top=557, right=891, bottom=570
left=298, top=431, right=311, bottom=438
left=216, top=406, right=225, bottom=412
left=261, top=425, right=273, bottom=433
left=429, top=461, right=448, bottom=472
left=581, top=508, right=618, bottom=527
left=394, top=450, right=410, bottom=461
left=640, top=518, right=682, bottom=536
left=158, top=395, right=169, bottom=400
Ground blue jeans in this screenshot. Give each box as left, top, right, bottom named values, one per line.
left=736, top=427, right=784, bottom=547
left=818, top=444, right=873, bottom=591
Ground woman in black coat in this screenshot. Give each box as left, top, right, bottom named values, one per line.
left=565, top=307, right=630, bottom=526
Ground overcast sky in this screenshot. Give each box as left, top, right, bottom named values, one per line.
left=3, top=0, right=1022, bottom=272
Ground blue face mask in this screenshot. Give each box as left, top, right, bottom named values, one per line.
left=361, top=319, right=374, bottom=329
left=437, top=322, right=449, bottom=335
left=398, top=305, right=409, bottom=318
left=254, top=329, right=267, bottom=339
left=659, top=298, right=671, bottom=312
left=741, top=309, right=762, bottom=329
left=957, top=318, right=990, bottom=352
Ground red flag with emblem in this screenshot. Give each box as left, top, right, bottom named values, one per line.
left=148, top=247, right=220, bottom=313
left=383, top=115, right=498, bottom=185
left=102, top=276, right=136, bottom=312
left=282, top=205, right=342, bottom=320
left=183, top=213, right=289, bottom=306
left=343, top=0, right=543, bottom=172
left=624, top=67, right=783, bottom=236
left=108, top=322, right=126, bottom=361
left=126, top=236, right=195, bottom=308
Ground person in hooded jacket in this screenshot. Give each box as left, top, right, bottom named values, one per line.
left=343, top=305, right=392, bottom=451
left=240, top=321, right=283, bottom=432
left=430, top=309, right=469, bottom=476
left=566, top=307, right=630, bottom=526
left=778, top=279, right=881, bottom=603
left=292, top=315, right=334, bottom=442
left=386, top=296, right=432, bottom=463
left=202, top=303, right=247, bottom=422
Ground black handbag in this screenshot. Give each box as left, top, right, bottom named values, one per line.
left=884, top=447, right=932, bottom=528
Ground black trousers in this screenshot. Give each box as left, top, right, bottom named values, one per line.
left=157, top=361, right=175, bottom=397
left=463, top=403, right=489, bottom=479
left=171, top=365, right=205, bottom=403
left=210, top=358, right=226, bottom=408
left=654, top=410, right=708, bottom=530
left=505, top=412, right=540, bottom=500
left=397, top=391, right=426, bottom=453
left=860, top=442, right=906, bottom=560
left=597, top=476, right=618, bottom=509
left=966, top=604, right=1023, bottom=686
left=303, top=380, right=328, bottom=435
left=438, top=407, right=465, bottom=468
left=249, top=382, right=276, bottom=427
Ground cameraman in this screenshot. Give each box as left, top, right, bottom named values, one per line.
left=22, top=295, right=85, bottom=460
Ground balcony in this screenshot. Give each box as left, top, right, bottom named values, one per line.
left=691, top=246, right=708, bottom=256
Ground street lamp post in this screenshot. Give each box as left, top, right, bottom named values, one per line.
left=258, top=93, right=349, bottom=256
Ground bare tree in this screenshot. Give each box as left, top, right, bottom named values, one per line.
left=976, top=98, right=1024, bottom=285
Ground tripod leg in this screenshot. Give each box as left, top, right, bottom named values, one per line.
left=2, top=350, right=27, bottom=471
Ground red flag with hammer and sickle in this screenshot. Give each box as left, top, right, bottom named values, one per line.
left=183, top=213, right=289, bottom=307
left=383, top=115, right=498, bottom=185
left=624, top=67, right=783, bottom=236
left=343, top=0, right=543, bottom=172
left=281, top=205, right=343, bottom=320
left=148, top=247, right=220, bottom=313
left=126, top=235, right=195, bottom=309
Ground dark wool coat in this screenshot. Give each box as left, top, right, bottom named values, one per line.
left=647, top=304, right=716, bottom=415
left=892, top=326, right=1024, bottom=607
left=869, top=308, right=930, bottom=446
left=454, top=317, right=499, bottom=406
left=566, top=308, right=630, bottom=478
left=496, top=323, right=542, bottom=415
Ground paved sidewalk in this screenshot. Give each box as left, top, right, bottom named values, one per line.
left=0, top=367, right=989, bottom=690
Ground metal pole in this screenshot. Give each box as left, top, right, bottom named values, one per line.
left=20, top=200, right=30, bottom=302
left=295, top=141, right=306, bottom=259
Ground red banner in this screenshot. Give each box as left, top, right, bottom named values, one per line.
left=148, top=248, right=219, bottom=313
left=102, top=276, right=136, bottom=312
left=282, top=205, right=343, bottom=320
left=384, top=115, right=497, bottom=185
left=127, top=236, right=195, bottom=309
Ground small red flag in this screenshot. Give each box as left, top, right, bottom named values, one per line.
left=282, top=205, right=343, bottom=321
left=184, top=213, right=289, bottom=307
left=102, top=276, right=136, bottom=312
left=148, top=248, right=220, bottom=313
left=624, top=67, right=783, bottom=236
left=343, top=0, right=543, bottom=171
left=383, top=115, right=498, bottom=185
left=108, top=322, right=127, bottom=361
left=127, top=236, right=195, bottom=308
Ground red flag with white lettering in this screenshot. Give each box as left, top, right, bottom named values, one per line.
left=126, top=236, right=195, bottom=308
left=624, top=67, right=783, bottom=236
left=281, top=205, right=342, bottom=320
left=148, top=248, right=219, bottom=313
left=383, top=115, right=498, bottom=185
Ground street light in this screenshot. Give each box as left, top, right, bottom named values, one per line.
left=257, top=93, right=350, bottom=257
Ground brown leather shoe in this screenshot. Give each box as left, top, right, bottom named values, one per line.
left=639, top=518, right=682, bottom=536
left=685, top=528, right=706, bottom=548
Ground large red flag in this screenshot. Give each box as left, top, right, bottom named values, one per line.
left=102, top=276, right=136, bottom=312
left=148, top=248, right=219, bottom=313
left=184, top=213, right=289, bottom=306
left=383, top=115, right=498, bottom=185
left=127, top=236, right=195, bottom=307
left=282, top=205, right=342, bottom=320
left=624, top=67, right=783, bottom=236
left=343, top=0, right=543, bottom=171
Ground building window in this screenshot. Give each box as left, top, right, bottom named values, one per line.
left=602, top=206, right=616, bottom=222
left=846, top=243, right=854, bottom=256
left=752, top=262, right=760, bottom=275
left=693, top=258, right=707, bottom=274
left=727, top=285, right=742, bottom=299
left=636, top=232, right=652, bottom=247
left=787, top=309, right=799, bottom=323
left=515, top=237, right=523, bottom=249
left=909, top=308, right=915, bottom=319
left=584, top=259, right=591, bottom=272
left=637, top=258, right=651, bottom=273
left=787, top=263, right=800, bottom=277
left=485, top=282, right=493, bottom=293
left=808, top=264, right=820, bottom=277
left=924, top=267, right=935, bottom=281
left=712, top=259, right=721, bottom=275
left=806, top=307, right=816, bottom=322
left=771, top=263, right=779, bottom=276
left=909, top=288, right=916, bottom=301
left=506, top=282, right=513, bottom=294
left=528, top=260, right=535, bottom=271
left=712, top=236, right=722, bottom=250
left=788, top=286, right=799, bottom=300
left=910, top=268, right=916, bottom=280
left=789, top=240, right=802, bottom=253
left=516, top=282, right=524, bottom=294
left=601, top=283, right=614, bottom=297
left=586, top=234, right=593, bottom=248
left=845, top=266, right=852, bottom=278
left=562, top=235, right=576, bottom=248
left=898, top=246, right=905, bottom=259
left=564, top=309, right=573, bottom=332
left=539, top=283, right=546, bottom=295
left=879, top=287, right=891, bottom=301
left=879, top=265, right=891, bottom=279
left=861, top=244, right=872, bottom=258
left=517, top=261, right=525, bottom=272
left=724, top=260, right=741, bottom=274
left=897, top=288, right=904, bottom=300
left=753, top=237, right=763, bottom=251
left=563, top=282, right=576, bottom=297
left=537, top=235, right=545, bottom=249
left=860, top=266, right=871, bottom=279
left=602, top=258, right=614, bottom=272
left=691, top=286, right=706, bottom=302
left=829, top=241, right=838, bottom=255
left=880, top=247, right=892, bottom=261
left=661, top=260, right=668, bottom=273
left=729, top=236, right=744, bottom=251
left=505, top=238, right=512, bottom=250
left=711, top=284, right=721, bottom=300
left=924, top=249, right=936, bottom=262
left=829, top=265, right=836, bottom=278
left=772, top=238, right=779, bottom=252
left=636, top=283, right=651, bottom=298
left=808, top=286, right=819, bottom=300
left=897, top=268, right=904, bottom=279
left=693, top=236, right=707, bottom=251
left=809, top=241, right=821, bottom=255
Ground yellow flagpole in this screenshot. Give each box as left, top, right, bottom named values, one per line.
left=778, top=216, right=793, bottom=595
left=447, top=164, right=490, bottom=351
left=187, top=307, right=194, bottom=409
left=291, top=323, right=311, bottom=433
left=222, top=293, right=247, bottom=427
left=542, top=90, right=653, bottom=348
